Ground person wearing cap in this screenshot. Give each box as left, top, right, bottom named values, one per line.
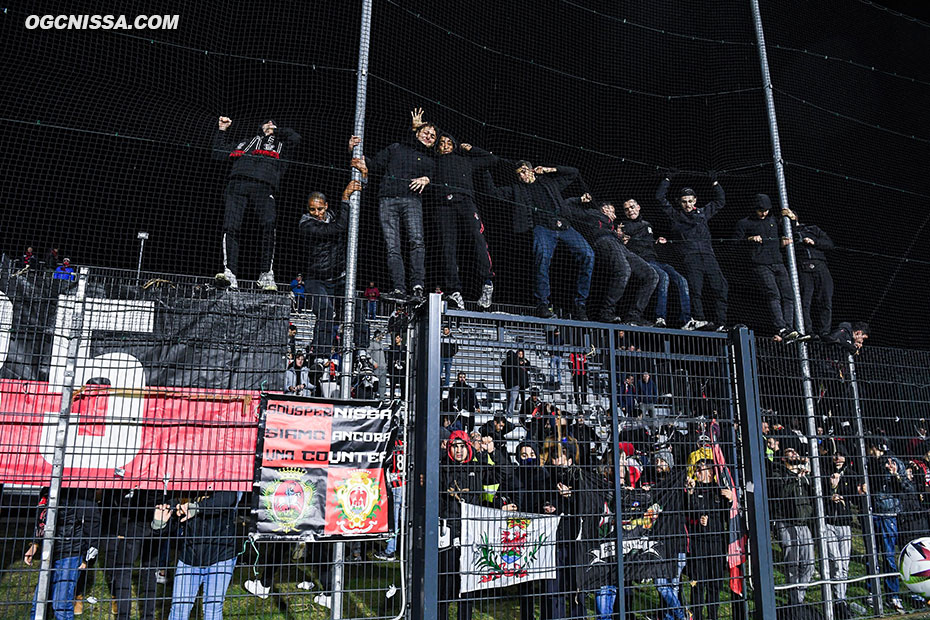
left=656, top=174, right=728, bottom=329
left=349, top=109, right=436, bottom=305
left=782, top=208, right=836, bottom=339
left=651, top=450, right=690, bottom=620
left=213, top=116, right=301, bottom=290
left=299, top=180, right=363, bottom=357
left=53, top=257, right=76, bottom=281
left=735, top=193, right=798, bottom=341
left=687, top=457, right=734, bottom=619
left=821, top=447, right=859, bottom=618
left=479, top=161, right=594, bottom=319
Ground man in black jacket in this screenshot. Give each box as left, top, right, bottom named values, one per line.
left=483, top=162, right=594, bottom=319
left=656, top=176, right=728, bottom=328
left=440, top=324, right=458, bottom=387
left=213, top=117, right=301, bottom=290
left=299, top=180, right=361, bottom=357
left=770, top=442, right=816, bottom=606
left=429, top=124, right=498, bottom=309
left=350, top=116, right=436, bottom=304
left=821, top=448, right=859, bottom=618
left=734, top=194, right=798, bottom=340
left=783, top=209, right=836, bottom=338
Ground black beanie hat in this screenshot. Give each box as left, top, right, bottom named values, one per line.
left=754, top=193, right=773, bottom=212
left=678, top=187, right=696, bottom=199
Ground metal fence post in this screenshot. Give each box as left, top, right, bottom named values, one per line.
left=607, top=328, right=625, bottom=618
left=729, top=328, right=776, bottom=618
left=410, top=293, right=442, bottom=620
left=847, top=354, right=884, bottom=616
left=331, top=2, right=373, bottom=616
left=34, top=268, right=88, bottom=620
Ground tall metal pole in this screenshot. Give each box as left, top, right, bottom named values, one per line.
left=748, top=2, right=834, bottom=617
left=34, top=268, right=88, bottom=620
left=332, top=2, right=373, bottom=617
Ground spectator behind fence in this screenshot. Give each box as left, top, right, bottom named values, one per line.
left=387, top=333, right=407, bottom=399
left=213, top=117, right=301, bottom=291
left=546, top=327, right=563, bottom=388
left=101, top=489, right=161, bottom=620
left=290, top=273, right=306, bottom=311
left=368, top=330, right=388, bottom=399
left=26, top=488, right=101, bottom=620
left=45, top=247, right=60, bottom=268
left=735, top=194, right=798, bottom=341
left=687, top=457, right=734, bottom=620
left=284, top=352, right=312, bottom=397
left=637, top=371, right=658, bottom=419
left=349, top=112, right=437, bottom=305
left=784, top=207, right=835, bottom=339
left=480, top=161, right=594, bottom=319
left=622, top=198, right=705, bottom=330
left=864, top=438, right=909, bottom=613
left=364, top=281, right=380, bottom=319
left=769, top=439, right=815, bottom=607
left=656, top=174, right=728, bottom=330
left=651, top=452, right=690, bottom=620
left=152, top=490, right=242, bottom=620
left=821, top=447, right=859, bottom=619
left=23, top=246, right=37, bottom=269
left=53, top=258, right=76, bottom=281
left=501, top=349, right=530, bottom=416
left=440, top=324, right=457, bottom=387
left=445, top=372, right=480, bottom=433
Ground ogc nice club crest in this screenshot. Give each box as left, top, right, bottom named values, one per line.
left=261, top=468, right=316, bottom=533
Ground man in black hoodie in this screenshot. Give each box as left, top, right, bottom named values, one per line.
left=781, top=208, right=836, bottom=338
left=429, top=122, right=498, bottom=309
left=734, top=193, right=798, bottom=340
left=350, top=116, right=436, bottom=304
left=299, top=180, right=362, bottom=357
left=656, top=176, right=728, bottom=328
left=482, top=161, right=594, bottom=319
left=821, top=448, right=859, bottom=619
left=213, top=117, right=301, bottom=290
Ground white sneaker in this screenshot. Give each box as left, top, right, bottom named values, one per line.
left=654, top=317, right=667, bottom=328
left=889, top=597, right=905, bottom=613
left=314, top=593, right=332, bottom=609
left=477, top=282, right=494, bottom=309
left=296, top=581, right=315, bottom=591
left=682, top=318, right=708, bottom=331
left=447, top=291, right=465, bottom=310
left=216, top=269, right=238, bottom=290
left=244, top=579, right=271, bottom=599
left=258, top=271, right=277, bottom=291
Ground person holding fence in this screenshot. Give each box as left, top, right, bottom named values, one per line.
left=821, top=447, right=858, bottom=620
left=769, top=440, right=816, bottom=608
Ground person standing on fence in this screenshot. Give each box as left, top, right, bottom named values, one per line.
left=622, top=198, right=705, bottom=329
left=782, top=208, right=836, bottom=339
left=213, top=117, right=301, bottom=290
left=821, top=447, right=858, bottom=619
left=863, top=438, right=909, bottom=613
left=735, top=194, right=799, bottom=341
left=152, top=490, right=241, bottom=620
left=769, top=440, right=816, bottom=607
left=299, top=180, right=362, bottom=358
left=480, top=162, right=594, bottom=319
left=656, top=174, right=728, bottom=329
left=349, top=112, right=436, bottom=305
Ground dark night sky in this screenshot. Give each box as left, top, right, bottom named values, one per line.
left=0, top=0, right=928, bottom=347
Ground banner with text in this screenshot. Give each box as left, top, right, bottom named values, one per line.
left=252, top=394, right=395, bottom=539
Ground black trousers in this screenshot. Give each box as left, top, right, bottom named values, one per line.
left=222, top=178, right=276, bottom=274
left=439, top=194, right=494, bottom=292
left=799, top=260, right=834, bottom=336
left=681, top=253, right=728, bottom=324
left=753, top=263, right=795, bottom=331
left=107, top=523, right=159, bottom=620
left=595, top=237, right=658, bottom=320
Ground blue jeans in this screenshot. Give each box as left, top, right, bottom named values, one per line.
left=32, top=554, right=82, bottom=620
left=549, top=355, right=562, bottom=385
left=655, top=551, right=689, bottom=620
left=648, top=261, right=691, bottom=324
left=379, top=197, right=425, bottom=293
left=532, top=226, right=594, bottom=306
left=385, top=485, right=404, bottom=556
left=441, top=358, right=453, bottom=387
left=596, top=585, right=617, bottom=619
left=873, top=515, right=900, bottom=595
left=168, top=557, right=236, bottom=620
left=367, top=299, right=378, bottom=319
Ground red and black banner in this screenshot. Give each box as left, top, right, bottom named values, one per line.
left=251, top=394, right=396, bottom=540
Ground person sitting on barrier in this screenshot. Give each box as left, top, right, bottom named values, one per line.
left=825, top=321, right=869, bottom=355
left=768, top=439, right=816, bottom=608
left=821, top=446, right=859, bottom=619
left=349, top=112, right=436, bottom=305
left=564, top=196, right=658, bottom=325
left=656, top=174, right=728, bottom=330
left=299, top=180, right=361, bottom=358
left=213, top=117, right=301, bottom=291
left=415, top=108, right=498, bottom=310
left=151, top=490, right=241, bottom=620
left=735, top=194, right=799, bottom=342
left=686, top=457, right=734, bottom=620
left=621, top=198, right=706, bottom=329
left=479, top=162, right=594, bottom=319
left=25, top=488, right=101, bottom=620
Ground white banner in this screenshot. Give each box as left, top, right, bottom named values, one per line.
left=459, top=502, right=560, bottom=594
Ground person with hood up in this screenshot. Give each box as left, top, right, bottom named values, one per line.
left=686, top=457, right=734, bottom=620
left=782, top=207, right=836, bottom=339
left=213, top=116, right=301, bottom=290
left=821, top=447, right=859, bottom=619
left=656, top=174, right=728, bottom=329
left=621, top=198, right=704, bottom=329
left=350, top=110, right=437, bottom=305
left=417, top=109, right=498, bottom=309
left=650, top=450, right=690, bottom=620
left=480, top=161, right=594, bottom=319
left=734, top=193, right=799, bottom=341
left=298, top=181, right=362, bottom=357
